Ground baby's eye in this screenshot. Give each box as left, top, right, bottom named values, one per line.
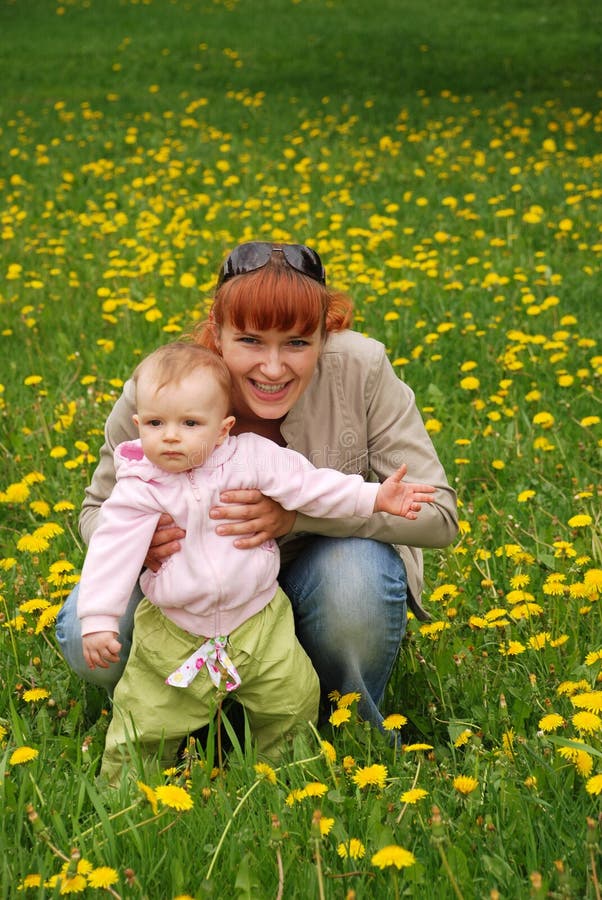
left=184, top=419, right=199, bottom=427
left=149, top=419, right=162, bottom=427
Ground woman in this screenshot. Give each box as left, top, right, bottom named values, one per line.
left=57, top=241, right=458, bottom=731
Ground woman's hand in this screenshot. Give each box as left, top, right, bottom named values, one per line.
left=144, top=513, right=186, bottom=572
left=210, top=490, right=296, bottom=549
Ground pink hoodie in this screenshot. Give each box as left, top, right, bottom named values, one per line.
left=78, top=433, right=379, bottom=639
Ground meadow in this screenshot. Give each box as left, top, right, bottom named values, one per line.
left=0, top=0, right=601, bottom=896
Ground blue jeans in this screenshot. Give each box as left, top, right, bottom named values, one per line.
left=56, top=536, right=408, bottom=729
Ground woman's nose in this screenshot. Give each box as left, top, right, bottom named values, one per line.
left=259, top=350, right=285, bottom=378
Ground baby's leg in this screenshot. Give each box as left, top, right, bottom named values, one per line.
left=230, top=587, right=320, bottom=761
left=101, top=600, right=218, bottom=785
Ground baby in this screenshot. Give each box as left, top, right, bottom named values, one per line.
left=77, top=342, right=435, bottom=782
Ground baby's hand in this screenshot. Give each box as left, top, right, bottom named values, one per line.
left=82, top=632, right=122, bottom=670
left=375, top=464, right=436, bottom=519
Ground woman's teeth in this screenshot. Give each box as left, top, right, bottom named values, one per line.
left=252, top=381, right=287, bottom=394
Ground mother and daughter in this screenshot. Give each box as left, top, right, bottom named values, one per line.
left=56, top=241, right=458, bottom=781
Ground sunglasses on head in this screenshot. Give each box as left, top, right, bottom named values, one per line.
left=217, top=241, right=326, bottom=286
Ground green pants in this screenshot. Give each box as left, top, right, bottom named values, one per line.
left=101, top=587, right=320, bottom=784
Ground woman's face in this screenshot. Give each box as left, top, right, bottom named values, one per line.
left=217, top=319, right=323, bottom=421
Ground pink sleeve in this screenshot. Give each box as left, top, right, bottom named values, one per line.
left=247, top=436, right=380, bottom=518
left=77, top=479, right=163, bottom=635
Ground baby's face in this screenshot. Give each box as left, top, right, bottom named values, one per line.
left=134, top=370, right=234, bottom=473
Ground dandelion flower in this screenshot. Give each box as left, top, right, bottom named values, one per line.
left=538, top=714, right=564, bottom=732
left=9, top=746, right=39, bottom=765
left=382, top=713, right=408, bottom=731
left=17, top=874, right=42, bottom=890
left=59, top=874, right=87, bottom=893
left=453, top=729, right=473, bottom=747
left=568, top=514, right=592, bottom=528
left=155, top=785, right=193, bottom=811
left=22, top=688, right=50, bottom=703
left=320, top=740, right=336, bottom=763
left=87, top=868, right=119, bottom=889
left=371, top=845, right=416, bottom=869
left=571, top=692, right=602, bottom=713
left=342, top=755, right=356, bottom=771
left=329, top=708, right=351, bottom=727
left=337, top=838, right=366, bottom=859
left=400, top=788, right=428, bottom=804
left=137, top=781, right=158, bottom=814
left=337, top=691, right=362, bottom=708
left=304, top=782, right=328, bottom=798
left=586, top=774, right=602, bottom=796
left=572, top=712, right=602, bottom=734
left=460, top=376, right=480, bottom=390
left=254, top=762, right=277, bottom=784
left=402, top=743, right=433, bottom=753
left=353, top=764, right=388, bottom=790
left=453, top=775, right=479, bottom=795
left=319, top=816, right=335, bottom=836
left=285, top=788, right=306, bottom=806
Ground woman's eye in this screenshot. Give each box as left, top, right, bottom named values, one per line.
left=238, top=336, right=259, bottom=345
left=289, top=339, right=309, bottom=347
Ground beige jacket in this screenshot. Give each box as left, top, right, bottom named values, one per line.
left=79, top=329, right=458, bottom=620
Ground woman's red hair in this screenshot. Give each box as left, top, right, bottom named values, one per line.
left=194, top=255, right=353, bottom=352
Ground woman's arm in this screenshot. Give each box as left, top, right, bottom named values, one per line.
left=292, top=348, right=458, bottom=549
left=79, top=381, right=138, bottom=545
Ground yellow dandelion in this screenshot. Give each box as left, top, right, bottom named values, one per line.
left=59, top=873, right=87, bottom=893
left=1, top=482, right=30, bottom=503
left=382, top=713, right=408, bottom=731
left=518, top=489, right=536, bottom=502
left=400, top=788, right=429, bottom=804
left=402, top=743, right=433, bottom=753
left=584, top=569, right=602, bottom=589
left=585, top=650, right=602, bottom=666
left=586, top=774, right=602, bottom=795
left=460, top=376, right=480, bottom=390
left=580, top=416, right=600, bottom=427
left=337, top=691, right=362, bottom=708
left=342, top=755, right=356, bottom=771
left=538, top=714, right=564, bottom=732
left=500, top=640, right=526, bottom=656
left=371, top=845, right=416, bottom=870
left=22, top=688, right=50, bottom=703
left=18, top=874, right=43, bottom=890
left=254, top=762, right=277, bottom=785
left=87, top=868, right=119, bottom=889
left=9, top=746, right=39, bottom=765
left=137, top=781, right=158, bottom=815
left=329, top=708, right=351, bottom=727
left=285, top=788, right=306, bottom=806
left=320, top=740, right=337, bottom=763
left=353, top=764, right=388, bottom=790
left=430, top=583, right=459, bottom=602
left=338, top=838, right=366, bottom=859
left=35, top=604, right=61, bottom=633
left=19, top=599, right=50, bottom=613
left=568, top=514, right=593, bottom=528
left=304, top=782, right=328, bottom=798
left=572, top=711, right=602, bottom=734
left=155, top=785, right=193, bottom=811
left=453, top=729, right=473, bottom=747
left=453, top=775, right=479, bottom=795
left=319, top=816, right=335, bottom=836
left=558, top=746, right=594, bottom=776
left=572, top=692, right=602, bottom=713
left=17, top=533, right=50, bottom=553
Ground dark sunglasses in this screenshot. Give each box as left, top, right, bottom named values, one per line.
left=217, top=241, right=326, bottom=286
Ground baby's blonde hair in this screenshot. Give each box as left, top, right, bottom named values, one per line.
left=133, top=342, right=232, bottom=412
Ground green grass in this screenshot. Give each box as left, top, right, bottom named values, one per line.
left=1, top=0, right=601, bottom=897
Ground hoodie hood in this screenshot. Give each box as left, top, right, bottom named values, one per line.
left=114, top=437, right=239, bottom=483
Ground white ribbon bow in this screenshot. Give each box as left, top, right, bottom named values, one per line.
left=166, top=636, right=241, bottom=692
